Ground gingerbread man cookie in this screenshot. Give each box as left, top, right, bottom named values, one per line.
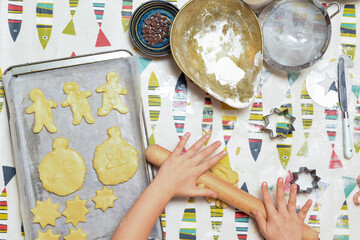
left=62, top=82, right=95, bottom=125
left=26, top=88, right=57, bottom=133
left=39, top=137, right=86, bottom=196
left=96, top=71, right=129, bottom=116
left=93, top=126, right=138, bottom=185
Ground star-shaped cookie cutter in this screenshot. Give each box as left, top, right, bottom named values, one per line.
left=290, top=167, right=321, bottom=194
left=263, top=108, right=296, bottom=139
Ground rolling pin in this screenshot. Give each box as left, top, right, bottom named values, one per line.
left=145, top=144, right=319, bottom=240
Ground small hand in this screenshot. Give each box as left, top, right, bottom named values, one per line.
left=155, top=132, right=226, bottom=199
left=252, top=178, right=312, bottom=240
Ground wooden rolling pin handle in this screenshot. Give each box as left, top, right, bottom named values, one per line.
left=145, top=144, right=318, bottom=240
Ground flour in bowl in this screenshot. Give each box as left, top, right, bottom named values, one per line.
left=194, top=20, right=245, bottom=87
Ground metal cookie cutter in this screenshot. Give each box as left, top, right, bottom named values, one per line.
left=290, top=167, right=321, bottom=194
left=353, top=175, right=360, bottom=205
left=263, top=108, right=296, bottom=139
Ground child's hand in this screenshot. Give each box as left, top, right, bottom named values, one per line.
left=252, top=178, right=312, bottom=240
left=155, top=132, right=226, bottom=199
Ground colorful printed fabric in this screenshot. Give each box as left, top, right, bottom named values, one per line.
left=248, top=91, right=263, bottom=162
left=8, top=0, right=23, bottom=42
left=333, top=201, right=349, bottom=240
left=277, top=103, right=293, bottom=169
left=92, top=0, right=111, bottom=47
left=179, top=197, right=196, bottom=240
left=121, top=0, right=133, bottom=33
left=325, top=109, right=343, bottom=168
left=36, top=0, right=53, bottom=49
left=148, top=72, right=161, bottom=145
left=297, top=81, right=314, bottom=157
left=172, top=73, right=187, bottom=140
left=340, top=4, right=356, bottom=59
left=202, top=93, right=213, bottom=146
left=62, top=0, right=79, bottom=35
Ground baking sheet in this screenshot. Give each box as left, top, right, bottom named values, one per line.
left=4, top=54, right=162, bottom=239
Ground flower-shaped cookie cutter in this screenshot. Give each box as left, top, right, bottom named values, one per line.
left=353, top=175, right=360, bottom=205
left=263, top=108, right=296, bottom=139
left=290, top=167, right=321, bottom=194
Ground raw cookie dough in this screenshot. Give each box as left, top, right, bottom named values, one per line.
left=62, top=82, right=95, bottom=125
left=26, top=88, right=57, bottom=133
left=93, top=126, right=139, bottom=185
left=96, top=71, right=129, bottom=116
left=36, top=228, right=61, bottom=240
left=92, top=186, right=118, bottom=212
left=207, top=162, right=239, bottom=208
left=31, top=198, right=61, bottom=229
left=64, top=228, right=88, bottom=240
left=39, top=137, right=86, bottom=196
left=62, top=195, right=90, bottom=227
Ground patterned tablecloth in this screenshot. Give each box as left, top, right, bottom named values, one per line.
left=0, top=0, right=360, bottom=239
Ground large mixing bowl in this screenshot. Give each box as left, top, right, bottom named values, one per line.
left=170, top=0, right=263, bottom=108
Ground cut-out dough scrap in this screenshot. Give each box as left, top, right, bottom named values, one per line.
left=62, top=82, right=95, bottom=125
left=62, top=195, right=90, bottom=227
left=93, top=126, right=139, bottom=185
left=36, top=228, right=61, bottom=240
left=39, top=137, right=86, bottom=196
left=207, top=162, right=239, bottom=208
left=96, top=71, right=129, bottom=116
left=31, top=198, right=61, bottom=229
left=92, top=186, right=118, bottom=212
left=26, top=88, right=57, bottom=133
left=64, top=228, right=88, bottom=240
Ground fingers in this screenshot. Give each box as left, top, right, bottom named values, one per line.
left=173, top=132, right=190, bottom=155
left=191, top=141, right=222, bottom=164
left=276, top=177, right=287, bottom=214
left=262, top=182, right=277, bottom=216
left=298, top=199, right=312, bottom=221
left=251, top=210, right=267, bottom=237
left=195, top=150, right=227, bottom=177
left=190, top=186, right=217, bottom=198
left=288, top=184, right=298, bottom=213
left=183, top=134, right=211, bottom=158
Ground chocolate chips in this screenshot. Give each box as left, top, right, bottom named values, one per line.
left=142, top=13, right=171, bottom=46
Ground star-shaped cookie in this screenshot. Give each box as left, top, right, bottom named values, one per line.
left=64, top=228, right=88, bottom=240
left=92, top=186, right=118, bottom=212
left=36, top=228, right=61, bottom=240
left=62, top=195, right=90, bottom=227
left=31, top=198, right=61, bottom=229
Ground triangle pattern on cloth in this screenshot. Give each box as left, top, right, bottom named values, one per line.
left=315, top=181, right=330, bottom=202
left=342, top=176, right=357, bottom=199
left=2, top=166, right=16, bottom=186
left=352, top=85, right=360, bottom=99
left=139, top=57, right=152, bottom=73
left=95, top=28, right=111, bottom=47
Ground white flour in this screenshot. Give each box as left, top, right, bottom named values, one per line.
left=194, top=20, right=245, bottom=87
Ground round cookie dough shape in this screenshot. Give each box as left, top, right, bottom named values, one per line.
left=39, top=137, right=87, bottom=196
left=93, top=127, right=139, bottom=185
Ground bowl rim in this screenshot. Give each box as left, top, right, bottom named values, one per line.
left=129, top=0, right=179, bottom=57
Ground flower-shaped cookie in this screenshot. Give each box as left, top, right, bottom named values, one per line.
left=92, top=186, right=118, bottom=212
left=64, top=228, right=88, bottom=240
left=36, top=228, right=60, bottom=240
left=62, top=195, right=90, bottom=227
left=31, top=198, right=61, bottom=229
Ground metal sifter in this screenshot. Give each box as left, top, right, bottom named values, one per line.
left=258, top=0, right=340, bottom=71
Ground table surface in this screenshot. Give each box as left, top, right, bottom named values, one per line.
left=0, top=0, right=359, bottom=239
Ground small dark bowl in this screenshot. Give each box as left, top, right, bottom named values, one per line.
left=130, top=1, right=179, bottom=57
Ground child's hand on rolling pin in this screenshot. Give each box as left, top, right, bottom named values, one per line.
left=155, top=132, right=226, bottom=198
left=252, top=178, right=313, bottom=240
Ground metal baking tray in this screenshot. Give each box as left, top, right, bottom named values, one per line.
left=3, top=50, right=162, bottom=240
